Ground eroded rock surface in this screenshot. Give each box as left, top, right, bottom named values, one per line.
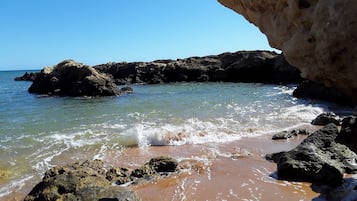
left=218, top=0, right=357, bottom=102
left=24, top=156, right=178, bottom=201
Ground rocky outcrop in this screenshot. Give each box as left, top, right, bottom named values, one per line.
left=311, top=112, right=341, bottom=126
left=218, top=0, right=357, bottom=103
left=14, top=72, right=38, bottom=81
left=268, top=123, right=357, bottom=186
left=16, top=51, right=302, bottom=88
left=25, top=156, right=178, bottom=201
left=94, top=51, right=302, bottom=85
left=28, top=60, right=121, bottom=96
left=293, top=81, right=353, bottom=105
left=24, top=160, right=141, bottom=201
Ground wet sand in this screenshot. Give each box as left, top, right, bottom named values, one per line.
left=2, top=132, right=320, bottom=201
left=130, top=135, right=319, bottom=201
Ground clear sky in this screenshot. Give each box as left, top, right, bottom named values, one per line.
left=0, top=0, right=276, bottom=70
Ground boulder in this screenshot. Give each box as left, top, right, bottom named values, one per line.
left=311, top=112, right=341, bottom=126
left=28, top=60, right=121, bottom=96
left=24, top=160, right=141, bottom=201
left=218, top=0, right=357, bottom=103
left=269, top=124, right=357, bottom=186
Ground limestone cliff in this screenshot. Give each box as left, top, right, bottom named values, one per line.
left=218, top=0, right=357, bottom=102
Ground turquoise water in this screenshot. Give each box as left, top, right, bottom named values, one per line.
left=0, top=70, right=351, bottom=197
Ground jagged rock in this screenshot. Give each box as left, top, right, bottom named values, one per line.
left=14, top=72, right=38, bottom=81
left=293, top=80, right=353, bottom=105
left=311, top=112, right=341, bottom=126
left=28, top=60, right=121, bottom=96
left=270, top=124, right=357, bottom=186
left=336, top=115, right=357, bottom=153
left=218, top=0, right=357, bottom=103
left=94, top=51, right=302, bottom=85
left=24, top=160, right=141, bottom=201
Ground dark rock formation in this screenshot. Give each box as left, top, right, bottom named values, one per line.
left=24, top=160, right=141, bottom=201
left=311, top=112, right=341, bottom=126
left=271, top=129, right=309, bottom=140
left=25, top=156, right=178, bottom=201
left=268, top=124, right=357, bottom=186
left=336, top=115, right=357, bottom=153
left=119, top=86, right=134, bottom=94
left=14, top=72, right=38, bottom=81
left=28, top=60, right=121, bottom=97
left=293, top=80, right=353, bottom=105
left=94, top=51, right=302, bottom=85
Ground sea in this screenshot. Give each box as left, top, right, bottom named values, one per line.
left=0, top=70, right=353, bottom=200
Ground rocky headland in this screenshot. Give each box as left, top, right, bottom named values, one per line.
left=93, top=51, right=301, bottom=85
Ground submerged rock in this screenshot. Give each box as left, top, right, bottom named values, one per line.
left=28, top=60, right=121, bottom=97
left=269, top=124, right=357, bottom=186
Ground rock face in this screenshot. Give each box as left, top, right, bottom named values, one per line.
left=28, top=60, right=121, bottom=96
left=25, top=157, right=178, bottom=201
left=94, top=51, right=302, bottom=85
left=218, top=0, right=357, bottom=103
left=268, top=124, right=357, bottom=186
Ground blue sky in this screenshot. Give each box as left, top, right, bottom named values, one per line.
left=0, top=0, right=276, bottom=70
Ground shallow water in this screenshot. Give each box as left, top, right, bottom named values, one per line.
left=0, top=70, right=353, bottom=199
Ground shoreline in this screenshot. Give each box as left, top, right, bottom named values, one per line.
left=2, top=125, right=321, bottom=201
